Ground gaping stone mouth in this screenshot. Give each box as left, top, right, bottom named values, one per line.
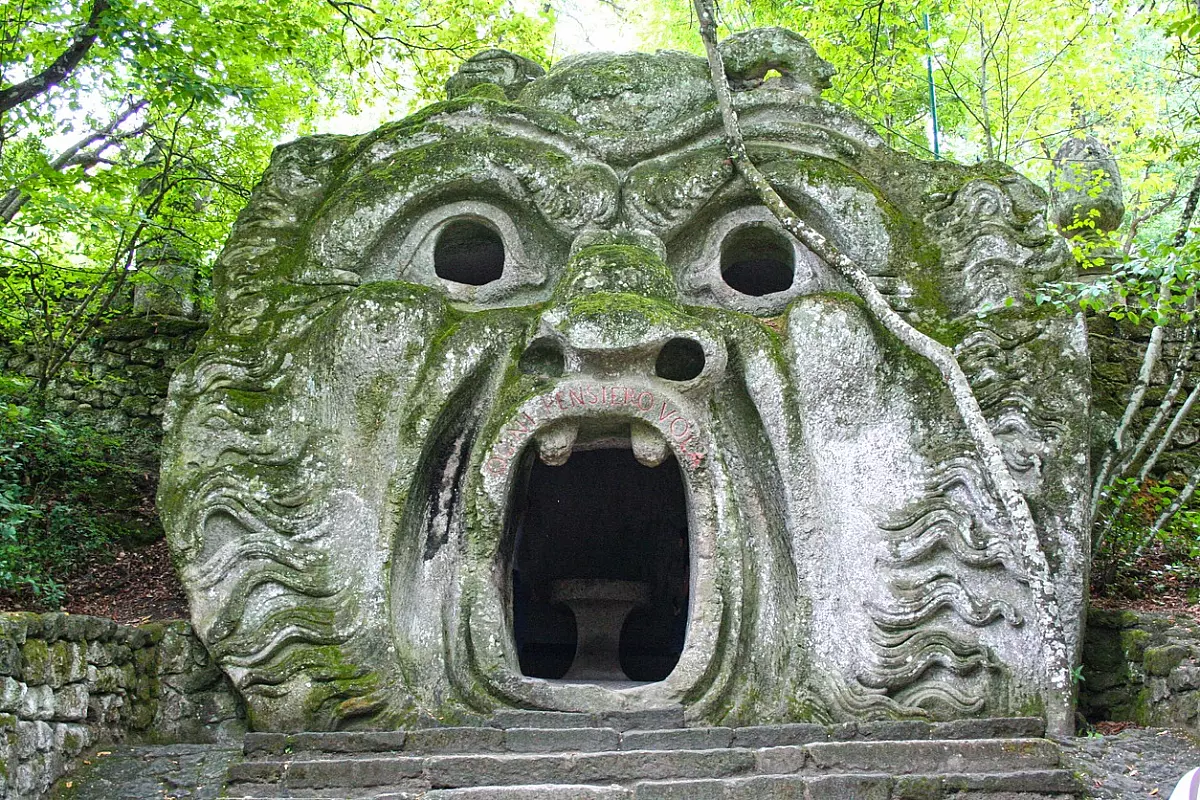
left=503, top=413, right=693, bottom=685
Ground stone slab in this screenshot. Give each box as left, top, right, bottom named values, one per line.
left=633, top=774, right=895, bottom=800
left=404, top=727, right=505, bottom=753
left=283, top=756, right=426, bottom=788
left=506, top=727, right=620, bottom=752
left=805, top=738, right=1060, bottom=775
left=490, top=711, right=594, bottom=730
left=620, top=727, right=732, bottom=750
left=731, top=723, right=829, bottom=748
left=427, top=786, right=632, bottom=798
left=594, top=708, right=685, bottom=731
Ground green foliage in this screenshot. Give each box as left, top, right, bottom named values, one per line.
left=632, top=0, right=1171, bottom=170
left=0, top=0, right=553, bottom=391
left=1034, top=234, right=1200, bottom=326
left=0, top=382, right=159, bottom=606
left=1093, top=478, right=1200, bottom=600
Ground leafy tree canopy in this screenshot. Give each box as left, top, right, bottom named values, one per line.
left=0, top=0, right=552, bottom=390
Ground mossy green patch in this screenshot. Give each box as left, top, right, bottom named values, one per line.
left=1119, top=628, right=1152, bottom=663
left=1143, top=645, right=1188, bottom=677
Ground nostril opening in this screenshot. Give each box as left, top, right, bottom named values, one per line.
left=519, top=338, right=565, bottom=377
left=656, top=338, right=706, bottom=382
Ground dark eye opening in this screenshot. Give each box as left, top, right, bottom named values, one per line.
left=434, top=218, right=505, bottom=286
left=720, top=225, right=794, bottom=297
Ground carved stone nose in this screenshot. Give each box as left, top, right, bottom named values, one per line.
left=557, top=228, right=675, bottom=303
left=518, top=331, right=718, bottom=386
left=526, top=229, right=727, bottom=390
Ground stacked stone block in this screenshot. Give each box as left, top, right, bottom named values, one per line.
left=0, top=613, right=242, bottom=799
left=0, top=316, right=206, bottom=434
left=1088, top=316, right=1200, bottom=482
left=1079, top=608, right=1200, bottom=730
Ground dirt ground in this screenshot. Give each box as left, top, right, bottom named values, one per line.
left=0, top=538, right=188, bottom=624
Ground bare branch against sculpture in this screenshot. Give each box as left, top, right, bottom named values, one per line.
left=1090, top=277, right=1171, bottom=519
left=0, top=0, right=111, bottom=115
left=690, top=0, right=1074, bottom=735
left=1092, top=327, right=1197, bottom=556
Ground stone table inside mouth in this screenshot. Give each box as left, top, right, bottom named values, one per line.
left=551, top=578, right=652, bottom=682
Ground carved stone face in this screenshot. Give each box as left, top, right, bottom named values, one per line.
left=160, top=30, right=1091, bottom=731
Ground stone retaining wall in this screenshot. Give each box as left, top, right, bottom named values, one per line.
left=0, top=315, right=207, bottom=434
left=1079, top=607, right=1200, bottom=730
left=1088, top=316, right=1200, bottom=482
left=0, top=612, right=242, bottom=800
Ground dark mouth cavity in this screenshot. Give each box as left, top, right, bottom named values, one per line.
left=509, top=440, right=690, bottom=683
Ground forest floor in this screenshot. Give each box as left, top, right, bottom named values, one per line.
left=1089, top=540, right=1200, bottom=621
left=0, top=538, right=187, bottom=624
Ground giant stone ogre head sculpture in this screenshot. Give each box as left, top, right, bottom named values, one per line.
left=161, top=29, right=1091, bottom=731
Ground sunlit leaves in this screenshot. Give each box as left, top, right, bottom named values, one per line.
left=0, top=0, right=552, bottom=391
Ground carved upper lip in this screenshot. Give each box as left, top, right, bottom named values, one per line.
left=481, top=381, right=709, bottom=485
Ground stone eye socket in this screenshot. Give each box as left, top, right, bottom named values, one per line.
left=434, top=218, right=505, bottom=286
left=720, top=225, right=795, bottom=297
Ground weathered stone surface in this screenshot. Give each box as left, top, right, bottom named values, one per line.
left=445, top=48, right=545, bottom=100
left=805, top=738, right=1060, bottom=774
left=507, top=727, right=620, bottom=752
left=0, top=611, right=244, bottom=800
left=1, top=315, right=207, bottom=439
left=1051, top=136, right=1124, bottom=237
left=1079, top=608, right=1200, bottom=730
left=620, top=727, right=732, bottom=750
left=429, top=788, right=632, bottom=799
left=491, top=711, right=594, bottom=730
left=403, top=726, right=506, bottom=753
left=160, top=32, right=1090, bottom=733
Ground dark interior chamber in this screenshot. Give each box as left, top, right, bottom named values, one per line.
left=510, top=447, right=690, bottom=682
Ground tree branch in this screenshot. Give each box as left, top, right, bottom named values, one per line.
left=1091, top=277, right=1173, bottom=519
left=1135, top=464, right=1200, bottom=561
left=0, top=99, right=147, bottom=226
left=1174, top=168, right=1200, bottom=248
left=691, top=0, right=1073, bottom=736
left=0, top=0, right=111, bottom=115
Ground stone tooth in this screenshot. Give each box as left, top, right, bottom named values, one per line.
left=631, top=422, right=668, bottom=467
left=535, top=422, right=578, bottom=466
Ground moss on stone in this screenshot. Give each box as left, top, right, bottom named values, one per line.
left=21, top=639, right=50, bottom=682
left=1143, top=645, right=1188, bottom=677
left=1119, top=627, right=1152, bottom=663
left=355, top=374, right=401, bottom=438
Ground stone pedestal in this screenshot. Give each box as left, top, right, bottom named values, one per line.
left=550, top=579, right=650, bottom=682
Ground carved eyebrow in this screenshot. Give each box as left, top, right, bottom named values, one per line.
left=303, top=135, right=619, bottom=281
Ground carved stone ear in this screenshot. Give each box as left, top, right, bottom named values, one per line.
left=718, top=27, right=835, bottom=95
left=445, top=48, right=546, bottom=100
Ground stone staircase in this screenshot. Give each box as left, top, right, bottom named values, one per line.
left=223, top=710, right=1082, bottom=799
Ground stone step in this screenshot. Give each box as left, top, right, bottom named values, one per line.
left=227, top=738, right=1061, bottom=793
left=488, top=708, right=686, bottom=731
left=224, top=769, right=1082, bottom=799
left=632, top=769, right=1081, bottom=799
left=242, top=717, right=1047, bottom=758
